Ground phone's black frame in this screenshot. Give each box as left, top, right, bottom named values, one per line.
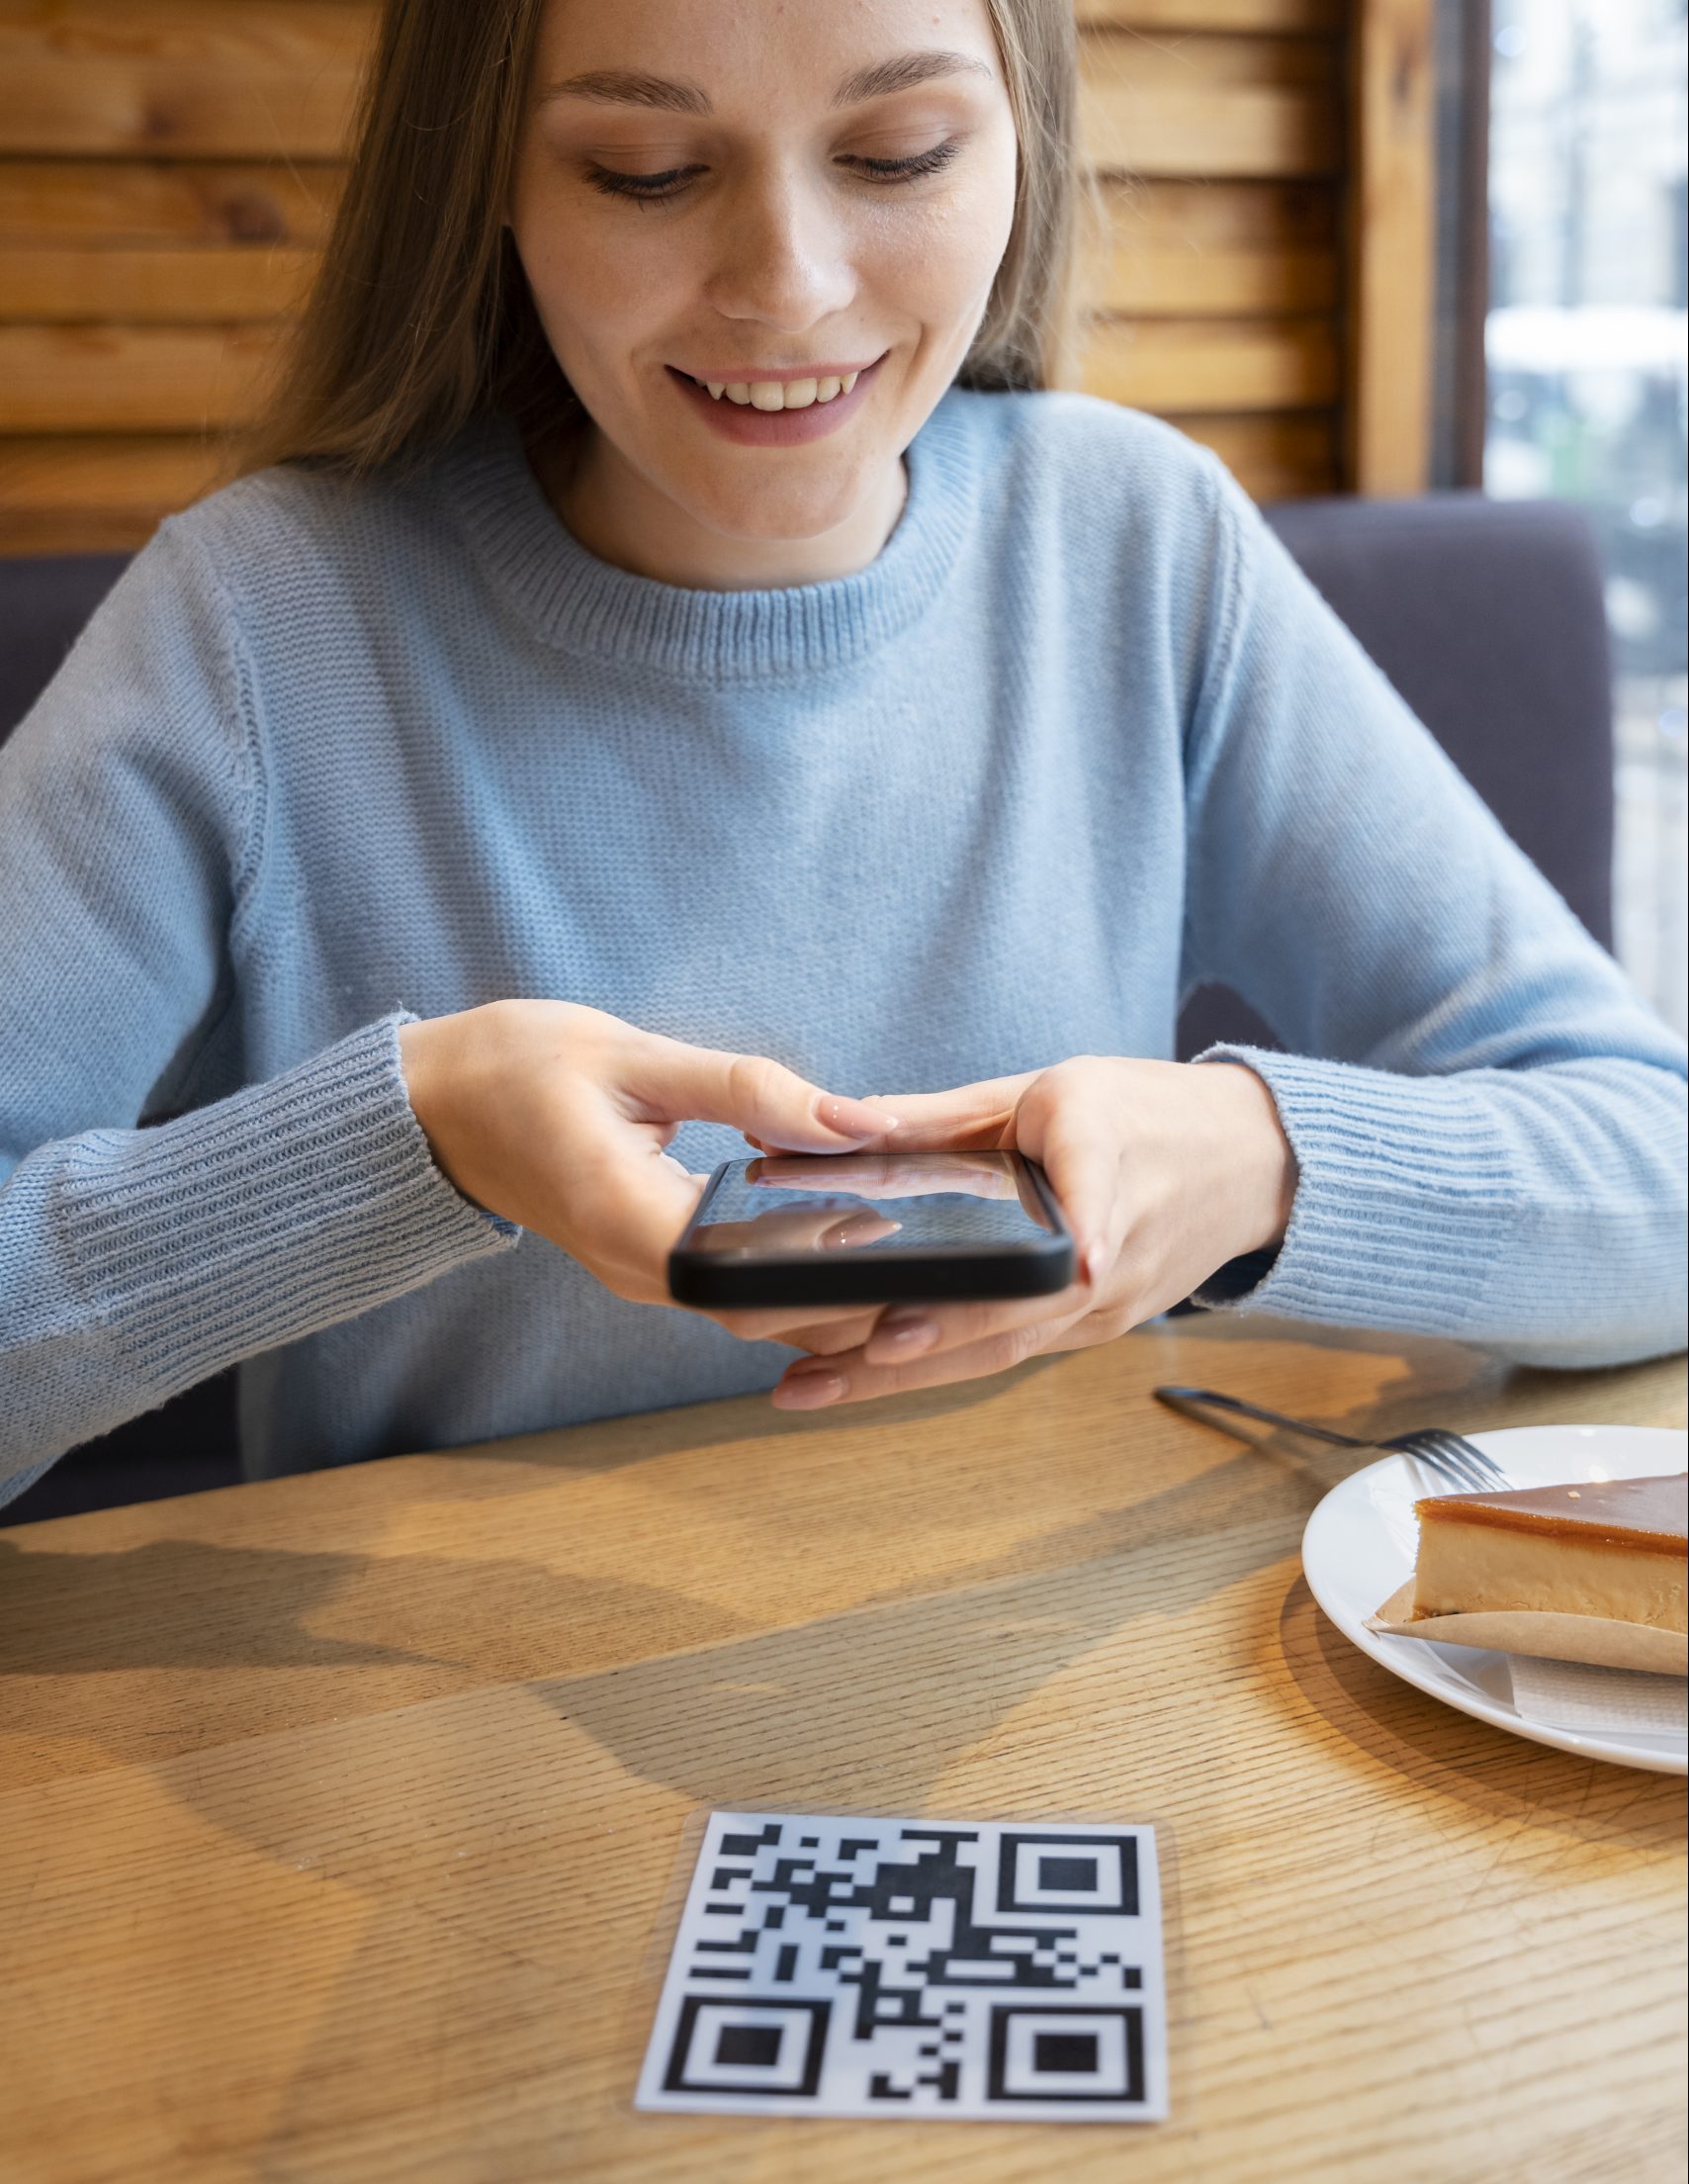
left=667, top=1151, right=1076, bottom=1309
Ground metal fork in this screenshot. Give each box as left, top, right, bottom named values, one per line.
left=1153, top=1385, right=1513, bottom=1493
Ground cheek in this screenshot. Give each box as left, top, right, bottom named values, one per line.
left=509, top=181, right=668, bottom=374
left=861, top=166, right=1019, bottom=324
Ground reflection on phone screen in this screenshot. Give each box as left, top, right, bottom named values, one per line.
left=687, top=1151, right=1056, bottom=1254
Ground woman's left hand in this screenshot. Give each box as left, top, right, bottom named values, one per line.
left=765, top=1056, right=1298, bottom=1410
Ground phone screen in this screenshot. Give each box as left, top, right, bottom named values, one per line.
left=684, top=1151, right=1060, bottom=1256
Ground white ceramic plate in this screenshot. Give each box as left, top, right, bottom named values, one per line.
left=1301, top=1424, right=1687, bottom=1774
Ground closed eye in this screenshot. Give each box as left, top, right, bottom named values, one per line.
left=582, top=162, right=705, bottom=202
left=848, top=141, right=963, bottom=183
left=583, top=138, right=964, bottom=205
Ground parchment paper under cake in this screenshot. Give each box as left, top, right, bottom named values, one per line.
left=1368, top=1471, right=1687, bottom=1675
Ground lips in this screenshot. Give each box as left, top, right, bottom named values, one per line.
left=666, top=356, right=882, bottom=444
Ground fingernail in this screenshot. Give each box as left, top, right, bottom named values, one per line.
left=823, top=1213, right=899, bottom=1250
left=772, top=1371, right=847, bottom=1410
left=871, top=1314, right=936, bottom=1357
left=1083, top=1241, right=1108, bottom=1286
left=817, top=1095, right=899, bottom=1139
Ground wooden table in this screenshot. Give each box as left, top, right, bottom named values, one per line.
left=2, top=1317, right=1684, bottom=2183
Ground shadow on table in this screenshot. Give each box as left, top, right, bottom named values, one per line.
left=1275, top=1575, right=1686, bottom=1849
left=0, top=1536, right=460, bottom=1678
left=421, top=1312, right=1668, bottom=1497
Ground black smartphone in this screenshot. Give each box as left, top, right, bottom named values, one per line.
left=667, top=1149, right=1076, bottom=1309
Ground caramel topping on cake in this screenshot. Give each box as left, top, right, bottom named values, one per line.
left=1410, top=1472, right=1687, bottom=1630
left=1414, top=1473, right=1686, bottom=1554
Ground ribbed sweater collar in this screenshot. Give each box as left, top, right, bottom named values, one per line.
left=439, top=387, right=979, bottom=681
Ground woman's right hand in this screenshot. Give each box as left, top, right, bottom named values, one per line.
left=397, top=1000, right=899, bottom=1329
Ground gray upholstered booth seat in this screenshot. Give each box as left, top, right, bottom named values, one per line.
left=0, top=491, right=1617, bottom=1520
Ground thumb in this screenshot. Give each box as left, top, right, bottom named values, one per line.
left=547, top=1133, right=707, bottom=1306
left=629, top=1038, right=900, bottom=1154
left=1020, top=1101, right=1120, bottom=1289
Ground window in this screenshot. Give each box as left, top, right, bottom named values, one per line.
left=1487, top=0, right=1688, bottom=1033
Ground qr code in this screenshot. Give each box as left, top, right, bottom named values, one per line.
left=635, top=1810, right=1167, bottom=2123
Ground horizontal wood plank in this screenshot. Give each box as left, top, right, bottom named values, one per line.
left=0, top=0, right=373, bottom=158
left=1095, top=175, right=1337, bottom=247
left=1080, top=69, right=1341, bottom=177
left=1081, top=26, right=1340, bottom=88
left=1175, top=408, right=1340, bottom=497
left=0, top=245, right=314, bottom=319
left=1079, top=0, right=1341, bottom=26
left=1080, top=316, right=1340, bottom=410
left=1082, top=180, right=1339, bottom=314
left=0, top=430, right=222, bottom=509
left=1084, top=239, right=1336, bottom=314
left=0, top=158, right=340, bottom=246
left=0, top=323, right=282, bottom=431
left=0, top=431, right=224, bottom=551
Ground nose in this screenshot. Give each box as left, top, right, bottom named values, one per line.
left=701, top=159, right=857, bottom=335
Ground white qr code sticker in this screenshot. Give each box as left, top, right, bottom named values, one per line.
left=635, top=1811, right=1168, bottom=2123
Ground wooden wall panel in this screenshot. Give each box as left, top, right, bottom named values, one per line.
left=1086, top=180, right=1338, bottom=315
left=0, top=0, right=1431, bottom=552
left=1345, top=0, right=1435, bottom=493
left=0, top=432, right=222, bottom=552
left=0, top=158, right=338, bottom=245
left=0, top=323, right=281, bottom=431
left=0, top=0, right=371, bottom=157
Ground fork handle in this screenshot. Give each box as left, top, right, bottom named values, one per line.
left=1153, top=1385, right=1370, bottom=1451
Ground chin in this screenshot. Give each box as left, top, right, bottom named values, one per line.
left=689, top=472, right=869, bottom=546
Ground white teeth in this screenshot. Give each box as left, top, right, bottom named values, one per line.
left=706, top=370, right=864, bottom=410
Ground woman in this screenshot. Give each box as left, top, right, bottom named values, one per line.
left=1, top=0, right=1682, bottom=1495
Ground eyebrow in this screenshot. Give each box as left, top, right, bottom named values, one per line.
left=539, top=49, right=995, bottom=117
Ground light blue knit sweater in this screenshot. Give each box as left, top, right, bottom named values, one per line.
left=2, top=388, right=1684, bottom=1498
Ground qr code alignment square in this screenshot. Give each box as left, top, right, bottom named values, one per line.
left=635, top=1811, right=1167, bottom=2123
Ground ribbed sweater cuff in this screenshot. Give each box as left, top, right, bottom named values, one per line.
left=59, top=1014, right=518, bottom=1398
left=1190, top=1046, right=1513, bottom=1338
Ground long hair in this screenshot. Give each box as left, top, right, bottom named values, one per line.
left=241, top=0, right=1085, bottom=475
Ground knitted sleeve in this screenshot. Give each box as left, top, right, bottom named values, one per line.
left=1179, top=460, right=1687, bottom=1367
left=0, top=524, right=514, bottom=1495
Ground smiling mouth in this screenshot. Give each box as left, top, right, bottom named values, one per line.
left=672, top=366, right=868, bottom=411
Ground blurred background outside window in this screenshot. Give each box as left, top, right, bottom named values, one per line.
left=1486, top=0, right=1688, bottom=1035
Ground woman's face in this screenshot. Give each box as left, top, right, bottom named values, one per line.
left=509, top=0, right=1020, bottom=559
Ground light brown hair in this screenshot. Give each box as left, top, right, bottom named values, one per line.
left=243, top=0, right=1084, bottom=475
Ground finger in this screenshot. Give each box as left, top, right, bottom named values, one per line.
left=858, top=1282, right=1089, bottom=1369
left=752, top=1154, right=1015, bottom=1201
left=759, top=1073, right=1036, bottom=1155
left=774, top=1311, right=884, bottom=1358
left=709, top=1301, right=881, bottom=1341
left=820, top=1212, right=901, bottom=1248
left=631, top=1039, right=900, bottom=1152
left=771, top=1308, right=1097, bottom=1410
left=865, top=1074, right=1034, bottom=1149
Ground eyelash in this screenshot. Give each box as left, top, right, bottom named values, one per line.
left=583, top=138, right=963, bottom=205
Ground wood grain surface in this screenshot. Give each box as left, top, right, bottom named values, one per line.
left=1, top=1317, right=1683, bottom=2182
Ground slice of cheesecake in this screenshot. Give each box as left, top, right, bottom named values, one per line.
left=1411, top=1473, right=1687, bottom=1631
